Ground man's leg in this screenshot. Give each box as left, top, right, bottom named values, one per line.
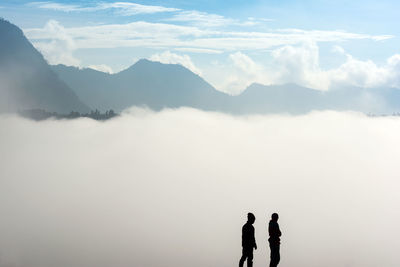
left=269, top=243, right=280, bottom=267
left=239, top=248, right=247, bottom=267
left=275, top=245, right=280, bottom=266
left=246, top=248, right=253, bottom=267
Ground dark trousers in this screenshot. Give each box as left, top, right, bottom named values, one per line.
left=239, top=247, right=254, bottom=267
left=269, top=243, right=280, bottom=267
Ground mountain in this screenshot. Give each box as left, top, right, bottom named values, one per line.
left=50, top=65, right=113, bottom=111
left=54, top=59, right=400, bottom=114
left=233, top=83, right=398, bottom=114
left=232, top=83, right=324, bottom=114
left=52, top=59, right=229, bottom=112
left=0, top=18, right=89, bottom=113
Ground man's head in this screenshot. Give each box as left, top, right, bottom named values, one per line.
left=271, top=213, right=279, bottom=222
left=247, top=212, right=255, bottom=224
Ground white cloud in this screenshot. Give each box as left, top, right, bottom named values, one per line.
left=268, top=42, right=400, bottom=90
left=97, top=2, right=180, bottom=16
left=387, top=54, right=400, bottom=87
left=332, top=45, right=346, bottom=55
left=167, top=11, right=274, bottom=28
left=275, top=28, right=393, bottom=42
left=229, top=52, right=260, bottom=74
left=24, top=21, right=391, bottom=52
left=247, top=17, right=275, bottom=23
left=28, top=2, right=87, bottom=12
left=28, top=1, right=179, bottom=15
left=270, top=41, right=330, bottom=90
left=215, top=43, right=400, bottom=93
left=87, top=64, right=114, bottom=74
left=215, top=47, right=326, bottom=94
left=220, top=52, right=270, bottom=94
left=174, top=47, right=223, bottom=54
left=167, top=10, right=234, bottom=27
left=149, top=51, right=202, bottom=76
left=32, top=20, right=80, bottom=67
left=29, top=2, right=273, bottom=28
left=1, top=110, right=400, bottom=267
left=328, top=54, right=400, bottom=88
left=24, top=21, right=204, bottom=50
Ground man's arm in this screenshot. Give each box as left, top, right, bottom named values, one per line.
left=269, top=221, right=281, bottom=238
left=252, top=227, right=257, bottom=249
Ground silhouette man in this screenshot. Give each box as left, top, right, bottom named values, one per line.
left=239, top=213, right=257, bottom=267
left=268, top=213, right=281, bottom=267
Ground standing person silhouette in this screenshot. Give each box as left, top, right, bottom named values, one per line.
left=268, top=213, right=281, bottom=267
left=239, top=213, right=257, bottom=267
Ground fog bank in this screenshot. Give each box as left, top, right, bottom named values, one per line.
left=0, top=108, right=399, bottom=267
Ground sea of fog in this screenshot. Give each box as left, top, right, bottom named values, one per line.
left=0, top=108, right=399, bottom=267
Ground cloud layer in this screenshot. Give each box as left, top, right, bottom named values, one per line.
left=1, top=108, right=400, bottom=267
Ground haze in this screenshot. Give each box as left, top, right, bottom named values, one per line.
left=1, top=108, right=399, bottom=267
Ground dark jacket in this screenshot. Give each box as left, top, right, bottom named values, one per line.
left=242, top=222, right=256, bottom=248
left=268, top=220, right=281, bottom=244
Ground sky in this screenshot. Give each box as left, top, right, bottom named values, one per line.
left=1, top=0, right=400, bottom=93
left=1, top=108, right=400, bottom=267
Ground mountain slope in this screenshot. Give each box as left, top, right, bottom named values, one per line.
left=116, top=59, right=228, bottom=110
left=52, top=59, right=229, bottom=112
left=0, top=18, right=89, bottom=113
left=232, top=83, right=324, bottom=114
left=50, top=65, right=112, bottom=111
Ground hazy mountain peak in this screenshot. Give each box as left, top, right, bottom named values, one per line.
left=52, top=56, right=227, bottom=112
left=121, top=58, right=195, bottom=76
left=0, top=19, right=89, bottom=113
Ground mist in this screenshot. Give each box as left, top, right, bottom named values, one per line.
left=0, top=108, right=399, bottom=267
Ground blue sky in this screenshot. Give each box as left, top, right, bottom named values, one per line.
left=1, top=0, right=400, bottom=93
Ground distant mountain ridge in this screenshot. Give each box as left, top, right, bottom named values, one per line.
left=53, top=62, right=400, bottom=114
left=0, top=18, right=89, bottom=113
left=2, top=18, right=400, bottom=115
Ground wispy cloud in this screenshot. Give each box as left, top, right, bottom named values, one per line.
left=29, top=2, right=272, bottom=27
left=24, top=20, right=393, bottom=52
left=247, top=17, right=275, bottom=23
left=149, top=51, right=202, bottom=76
left=27, top=2, right=86, bottom=12
left=275, top=28, right=394, bottom=41
left=166, top=10, right=271, bottom=28
left=98, top=2, right=180, bottom=16
left=28, top=1, right=180, bottom=15
left=174, top=47, right=223, bottom=54
left=167, top=10, right=234, bottom=27
left=88, top=64, right=114, bottom=74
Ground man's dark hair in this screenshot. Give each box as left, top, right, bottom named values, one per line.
left=271, top=213, right=279, bottom=221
